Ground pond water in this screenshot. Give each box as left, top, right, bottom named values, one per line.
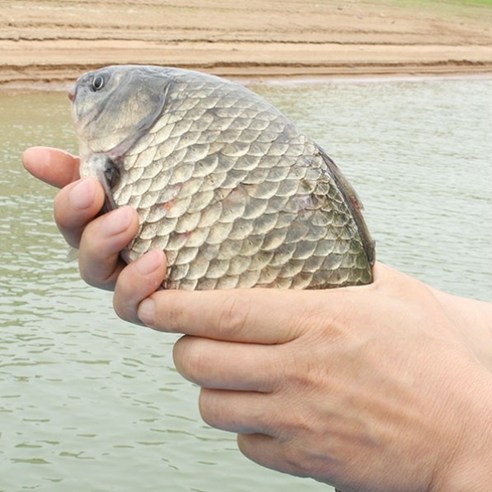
left=1, top=76, right=491, bottom=491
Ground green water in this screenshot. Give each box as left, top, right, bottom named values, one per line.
left=1, top=77, right=491, bottom=491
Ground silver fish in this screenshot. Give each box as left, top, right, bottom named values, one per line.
left=70, top=65, right=375, bottom=289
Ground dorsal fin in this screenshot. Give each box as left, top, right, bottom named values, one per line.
left=317, top=145, right=375, bottom=267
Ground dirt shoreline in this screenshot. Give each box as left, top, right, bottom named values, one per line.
left=1, top=0, right=492, bottom=89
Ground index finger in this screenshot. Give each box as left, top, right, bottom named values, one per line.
left=138, top=288, right=318, bottom=344
left=136, top=263, right=390, bottom=344
left=22, top=146, right=80, bottom=188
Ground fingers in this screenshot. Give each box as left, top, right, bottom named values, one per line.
left=136, top=264, right=395, bottom=343
left=22, top=147, right=80, bottom=188
left=137, top=288, right=313, bottom=344
left=173, top=336, right=280, bottom=392
left=23, top=146, right=142, bottom=292
left=238, top=433, right=319, bottom=481
left=198, top=389, right=275, bottom=435
left=54, top=178, right=106, bottom=248
left=237, top=434, right=296, bottom=476
left=113, top=250, right=167, bottom=325
left=78, top=206, right=140, bottom=290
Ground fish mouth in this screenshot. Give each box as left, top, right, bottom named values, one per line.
left=68, top=86, right=76, bottom=102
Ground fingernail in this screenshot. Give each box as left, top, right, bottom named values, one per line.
left=69, top=179, right=95, bottom=210
left=138, top=298, right=155, bottom=327
left=103, top=206, right=134, bottom=235
left=135, top=250, right=164, bottom=275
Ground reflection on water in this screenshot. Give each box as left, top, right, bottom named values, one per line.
left=1, top=77, right=491, bottom=491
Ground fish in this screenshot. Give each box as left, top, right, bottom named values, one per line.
left=70, top=65, right=375, bottom=290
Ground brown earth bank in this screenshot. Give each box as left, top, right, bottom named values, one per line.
left=1, top=0, right=492, bottom=88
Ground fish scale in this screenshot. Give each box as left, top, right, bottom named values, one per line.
left=72, top=65, right=375, bottom=290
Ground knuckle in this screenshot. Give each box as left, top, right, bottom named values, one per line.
left=112, top=269, right=141, bottom=323
left=281, top=444, right=309, bottom=478
left=174, top=337, right=210, bottom=383
left=112, top=293, right=128, bottom=321
left=237, top=435, right=287, bottom=475
left=78, top=255, right=117, bottom=291
left=217, top=293, right=251, bottom=339
left=236, top=434, right=270, bottom=466
left=198, top=388, right=219, bottom=427
left=53, top=188, right=73, bottom=230
left=236, top=434, right=252, bottom=457
left=54, top=197, right=85, bottom=249
left=163, top=295, right=185, bottom=333
left=77, top=261, right=94, bottom=287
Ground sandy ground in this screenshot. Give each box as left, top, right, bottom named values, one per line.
left=1, top=0, right=492, bottom=88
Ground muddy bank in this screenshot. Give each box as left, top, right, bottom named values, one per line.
left=1, top=0, right=491, bottom=88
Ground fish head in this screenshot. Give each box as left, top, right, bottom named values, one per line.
left=70, top=65, right=172, bottom=157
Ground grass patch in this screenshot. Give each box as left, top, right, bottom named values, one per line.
left=394, top=0, right=492, bottom=7
left=389, top=0, right=492, bottom=17
left=457, top=0, right=492, bottom=5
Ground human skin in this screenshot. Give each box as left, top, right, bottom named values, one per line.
left=23, top=147, right=492, bottom=491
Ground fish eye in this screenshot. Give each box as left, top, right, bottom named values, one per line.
left=91, top=75, right=105, bottom=92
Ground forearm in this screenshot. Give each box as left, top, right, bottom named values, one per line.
left=431, top=288, right=492, bottom=372
left=429, top=288, right=492, bottom=489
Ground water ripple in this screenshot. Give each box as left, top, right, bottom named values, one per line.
left=1, top=80, right=491, bottom=491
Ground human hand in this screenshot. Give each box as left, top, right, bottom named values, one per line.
left=22, top=146, right=144, bottom=291
left=113, top=259, right=492, bottom=491
left=23, top=146, right=492, bottom=490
